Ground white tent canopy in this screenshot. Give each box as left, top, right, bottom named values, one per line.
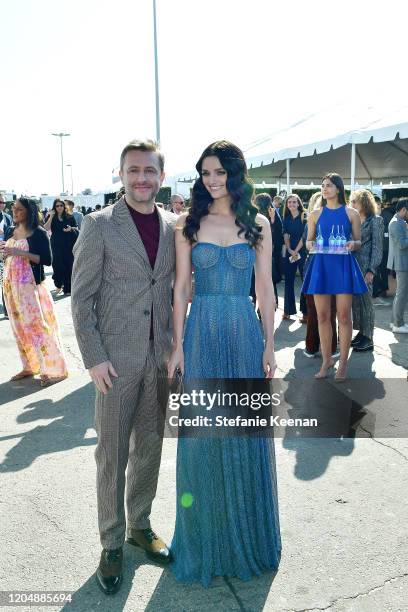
left=172, top=104, right=408, bottom=190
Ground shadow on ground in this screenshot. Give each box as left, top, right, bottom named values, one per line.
left=62, top=544, right=277, bottom=612
left=0, top=381, right=96, bottom=472
left=280, top=349, right=386, bottom=480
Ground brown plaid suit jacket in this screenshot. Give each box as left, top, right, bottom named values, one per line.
left=71, top=197, right=177, bottom=375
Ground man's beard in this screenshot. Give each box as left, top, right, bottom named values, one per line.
left=127, top=186, right=158, bottom=205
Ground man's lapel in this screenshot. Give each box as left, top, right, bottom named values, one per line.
left=153, top=207, right=172, bottom=274
left=112, top=197, right=150, bottom=266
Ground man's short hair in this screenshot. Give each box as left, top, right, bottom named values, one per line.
left=171, top=194, right=184, bottom=203
left=396, top=197, right=408, bottom=212
left=120, top=139, right=164, bottom=172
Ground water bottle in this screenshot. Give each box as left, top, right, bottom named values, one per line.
left=328, top=225, right=336, bottom=253
left=340, top=225, right=347, bottom=252
left=316, top=225, right=324, bottom=252
left=335, top=225, right=342, bottom=252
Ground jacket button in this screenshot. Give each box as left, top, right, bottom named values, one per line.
left=143, top=309, right=150, bottom=316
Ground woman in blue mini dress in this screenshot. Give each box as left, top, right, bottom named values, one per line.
left=302, top=173, right=367, bottom=380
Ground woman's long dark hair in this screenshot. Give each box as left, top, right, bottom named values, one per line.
left=283, top=194, right=306, bottom=220
left=183, top=140, right=262, bottom=247
left=51, top=198, right=68, bottom=218
left=17, top=197, right=41, bottom=230
left=321, top=173, right=347, bottom=206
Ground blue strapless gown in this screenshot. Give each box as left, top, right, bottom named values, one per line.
left=302, top=206, right=368, bottom=295
left=170, top=242, right=281, bottom=587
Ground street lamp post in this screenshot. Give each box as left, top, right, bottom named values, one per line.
left=152, top=0, right=160, bottom=144
left=66, top=163, right=74, bottom=195
left=52, top=132, right=70, bottom=194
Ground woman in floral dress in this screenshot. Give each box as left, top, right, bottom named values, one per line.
left=0, top=197, right=68, bottom=386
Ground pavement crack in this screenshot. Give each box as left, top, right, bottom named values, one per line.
left=26, top=496, right=66, bottom=534
left=64, top=344, right=85, bottom=371
left=357, top=425, right=408, bottom=462
left=282, top=572, right=408, bottom=611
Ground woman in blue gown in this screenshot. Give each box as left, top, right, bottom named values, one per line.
left=302, top=173, right=367, bottom=380
left=167, top=141, right=281, bottom=587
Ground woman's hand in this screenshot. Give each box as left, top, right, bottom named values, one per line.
left=263, top=345, right=277, bottom=379
left=346, top=240, right=356, bottom=251
left=2, top=246, right=20, bottom=257
left=167, top=345, right=185, bottom=379
left=63, top=226, right=72, bottom=232
left=306, top=240, right=315, bottom=251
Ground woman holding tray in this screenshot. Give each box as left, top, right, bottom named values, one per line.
left=302, top=173, right=367, bottom=380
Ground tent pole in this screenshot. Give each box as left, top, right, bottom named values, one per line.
left=286, top=159, right=291, bottom=194
left=350, top=143, right=356, bottom=192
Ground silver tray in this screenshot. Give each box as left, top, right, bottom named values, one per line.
left=309, top=246, right=350, bottom=255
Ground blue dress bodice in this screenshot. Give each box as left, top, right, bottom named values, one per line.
left=316, top=205, right=351, bottom=246
left=192, top=242, right=255, bottom=296
left=184, top=242, right=264, bottom=378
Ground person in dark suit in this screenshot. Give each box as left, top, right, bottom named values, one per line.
left=282, top=194, right=307, bottom=321
left=387, top=198, right=408, bottom=333
left=44, top=199, right=78, bottom=295
left=373, top=199, right=395, bottom=301
left=0, top=194, right=13, bottom=317
left=270, top=195, right=284, bottom=306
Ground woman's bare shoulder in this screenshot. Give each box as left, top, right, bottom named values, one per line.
left=308, top=208, right=322, bottom=222
left=256, top=213, right=270, bottom=228
left=346, top=205, right=359, bottom=219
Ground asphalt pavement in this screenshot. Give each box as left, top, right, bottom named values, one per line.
left=0, top=272, right=407, bottom=612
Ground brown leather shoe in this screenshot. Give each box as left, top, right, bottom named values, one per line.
left=126, top=528, right=171, bottom=564
left=95, top=547, right=123, bottom=595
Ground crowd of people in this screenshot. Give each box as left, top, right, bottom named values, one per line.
left=252, top=188, right=408, bottom=361
left=0, top=175, right=407, bottom=388
left=0, top=138, right=408, bottom=596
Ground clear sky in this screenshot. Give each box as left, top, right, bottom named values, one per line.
left=1, top=0, right=406, bottom=196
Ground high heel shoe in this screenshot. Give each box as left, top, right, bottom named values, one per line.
left=314, top=360, right=334, bottom=379
left=334, top=361, right=347, bottom=382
